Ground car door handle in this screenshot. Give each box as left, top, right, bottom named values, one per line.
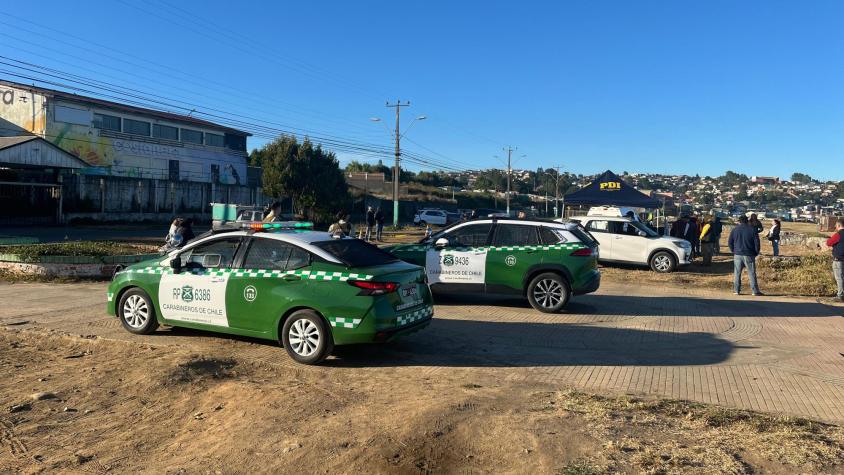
left=525, top=249, right=537, bottom=254
left=282, top=274, right=301, bottom=281
left=211, top=277, right=226, bottom=283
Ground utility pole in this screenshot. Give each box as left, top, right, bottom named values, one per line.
left=504, top=146, right=515, bottom=215
left=550, top=166, right=564, bottom=218
left=544, top=175, right=549, bottom=216
left=386, top=100, right=411, bottom=226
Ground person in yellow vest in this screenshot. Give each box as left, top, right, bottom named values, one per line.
left=699, top=215, right=716, bottom=266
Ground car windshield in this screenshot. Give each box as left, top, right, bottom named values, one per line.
left=629, top=221, right=659, bottom=237
left=313, top=239, right=399, bottom=267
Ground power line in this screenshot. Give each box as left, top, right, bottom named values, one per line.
left=0, top=11, right=511, bottom=173
left=0, top=15, right=382, bottom=137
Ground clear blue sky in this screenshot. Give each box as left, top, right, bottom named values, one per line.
left=2, top=1, right=843, bottom=180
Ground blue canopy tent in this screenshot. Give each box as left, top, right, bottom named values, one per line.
left=563, top=170, right=661, bottom=209
left=560, top=170, right=667, bottom=232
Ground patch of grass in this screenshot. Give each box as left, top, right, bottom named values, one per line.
left=557, top=460, right=607, bottom=475
left=547, top=390, right=844, bottom=473
left=0, top=268, right=107, bottom=283
left=0, top=241, right=156, bottom=262
left=601, top=249, right=838, bottom=297
left=757, top=253, right=837, bottom=296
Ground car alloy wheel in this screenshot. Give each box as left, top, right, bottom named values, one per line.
left=288, top=318, right=320, bottom=357
left=533, top=278, right=564, bottom=309
left=122, top=294, right=149, bottom=329
left=651, top=251, right=676, bottom=273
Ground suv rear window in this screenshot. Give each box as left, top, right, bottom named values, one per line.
left=313, top=239, right=399, bottom=267
left=571, top=226, right=598, bottom=247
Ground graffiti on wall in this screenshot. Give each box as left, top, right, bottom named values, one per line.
left=51, top=124, right=245, bottom=184
left=0, top=86, right=47, bottom=136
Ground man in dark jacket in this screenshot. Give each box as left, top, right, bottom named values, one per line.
left=826, top=217, right=844, bottom=302
left=728, top=215, right=762, bottom=296
left=687, top=216, right=701, bottom=258
left=750, top=213, right=764, bottom=234
left=711, top=216, right=723, bottom=255
left=374, top=207, right=385, bottom=242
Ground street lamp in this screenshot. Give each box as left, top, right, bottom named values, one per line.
left=371, top=107, right=427, bottom=226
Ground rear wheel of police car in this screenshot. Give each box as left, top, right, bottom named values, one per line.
left=527, top=272, right=571, bottom=313
left=118, top=288, right=159, bottom=335
left=282, top=310, right=334, bottom=364
left=649, top=251, right=677, bottom=273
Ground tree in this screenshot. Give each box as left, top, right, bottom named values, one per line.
left=721, top=170, right=748, bottom=186
left=251, top=135, right=350, bottom=221
left=791, top=172, right=814, bottom=184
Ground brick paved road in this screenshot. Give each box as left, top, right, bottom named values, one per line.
left=2, top=280, right=843, bottom=423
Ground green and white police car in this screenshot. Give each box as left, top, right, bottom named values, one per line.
left=106, top=222, right=433, bottom=364
left=386, top=218, right=601, bottom=313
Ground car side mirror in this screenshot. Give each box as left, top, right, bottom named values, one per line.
left=202, top=254, right=222, bottom=268
left=170, top=256, right=182, bottom=274
left=638, top=231, right=647, bottom=237
left=434, top=238, right=449, bottom=249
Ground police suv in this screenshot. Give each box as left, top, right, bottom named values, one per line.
left=386, top=218, right=600, bottom=313
left=106, top=222, right=433, bottom=364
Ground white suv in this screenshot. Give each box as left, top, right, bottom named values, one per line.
left=413, top=209, right=448, bottom=226
left=566, top=216, right=692, bottom=272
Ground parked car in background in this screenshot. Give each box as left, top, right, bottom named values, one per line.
left=413, top=209, right=448, bottom=226
left=565, top=215, right=692, bottom=273
left=473, top=208, right=509, bottom=218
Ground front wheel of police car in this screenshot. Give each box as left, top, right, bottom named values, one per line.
left=526, top=272, right=571, bottom=313
left=282, top=309, right=334, bottom=365
left=118, top=288, right=160, bottom=335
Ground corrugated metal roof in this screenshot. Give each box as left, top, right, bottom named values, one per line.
left=0, top=135, right=38, bottom=150
left=0, top=79, right=251, bottom=137
left=0, top=135, right=88, bottom=168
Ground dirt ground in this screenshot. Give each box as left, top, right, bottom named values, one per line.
left=3, top=327, right=844, bottom=475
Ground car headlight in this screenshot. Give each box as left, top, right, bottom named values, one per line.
left=679, top=241, right=692, bottom=249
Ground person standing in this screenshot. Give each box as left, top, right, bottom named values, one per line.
left=826, top=217, right=844, bottom=302
left=750, top=213, right=764, bottom=234
left=711, top=215, right=723, bottom=255
left=767, top=219, right=781, bottom=256
left=365, top=206, right=375, bottom=241
left=699, top=216, right=716, bottom=266
left=688, top=215, right=701, bottom=259
left=669, top=215, right=687, bottom=239
left=728, top=215, right=762, bottom=296
left=263, top=201, right=283, bottom=222
left=374, top=207, right=385, bottom=242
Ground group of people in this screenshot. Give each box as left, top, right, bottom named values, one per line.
left=727, top=213, right=843, bottom=299
left=326, top=206, right=386, bottom=241
left=363, top=206, right=386, bottom=242
left=670, top=214, right=724, bottom=264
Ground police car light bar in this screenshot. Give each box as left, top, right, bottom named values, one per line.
left=242, top=221, right=314, bottom=231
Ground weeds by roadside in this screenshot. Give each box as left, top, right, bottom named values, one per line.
left=0, top=241, right=156, bottom=262
left=548, top=390, right=844, bottom=474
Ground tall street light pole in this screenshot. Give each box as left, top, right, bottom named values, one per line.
left=503, top=146, right=514, bottom=215
left=374, top=101, right=426, bottom=227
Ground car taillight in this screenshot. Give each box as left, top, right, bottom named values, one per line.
left=570, top=248, right=594, bottom=257
left=348, top=280, right=399, bottom=295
